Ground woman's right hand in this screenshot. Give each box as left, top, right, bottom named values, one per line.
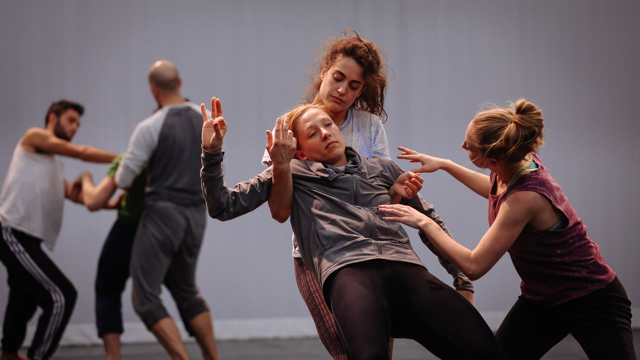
left=397, top=146, right=445, bottom=173
left=201, top=97, right=227, bottom=153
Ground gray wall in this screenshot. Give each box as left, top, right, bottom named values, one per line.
left=1, top=0, right=639, bottom=343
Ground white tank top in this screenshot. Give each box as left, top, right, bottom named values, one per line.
left=0, top=143, right=65, bottom=250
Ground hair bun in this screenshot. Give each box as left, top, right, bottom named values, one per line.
left=514, top=99, right=539, bottom=116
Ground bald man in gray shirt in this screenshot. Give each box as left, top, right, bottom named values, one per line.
left=115, top=61, right=221, bottom=360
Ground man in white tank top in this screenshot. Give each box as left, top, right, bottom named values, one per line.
left=0, top=100, right=117, bottom=360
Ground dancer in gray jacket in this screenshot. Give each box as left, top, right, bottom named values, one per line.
left=200, top=99, right=508, bottom=360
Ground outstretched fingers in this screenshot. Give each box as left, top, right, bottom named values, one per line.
left=200, top=103, right=209, bottom=123
left=266, top=130, right=274, bottom=150
left=201, top=97, right=227, bottom=152
left=397, top=146, right=424, bottom=163
left=211, top=97, right=222, bottom=119
left=378, top=204, right=418, bottom=225
left=274, top=117, right=282, bottom=141
left=397, top=146, right=418, bottom=155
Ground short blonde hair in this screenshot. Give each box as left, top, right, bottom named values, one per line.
left=283, top=103, right=333, bottom=140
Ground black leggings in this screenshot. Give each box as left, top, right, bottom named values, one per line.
left=95, top=219, right=137, bottom=337
left=496, top=276, right=636, bottom=359
left=324, top=260, right=508, bottom=360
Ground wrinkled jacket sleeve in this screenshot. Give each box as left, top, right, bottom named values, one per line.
left=200, top=149, right=273, bottom=221
left=387, top=160, right=473, bottom=292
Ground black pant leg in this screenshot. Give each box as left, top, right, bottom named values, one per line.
left=0, top=225, right=77, bottom=360
left=0, top=228, right=39, bottom=352
left=94, top=219, right=137, bottom=337
left=387, top=262, right=509, bottom=360
left=326, top=261, right=392, bottom=360
left=496, top=296, right=571, bottom=360
left=563, top=277, right=636, bottom=360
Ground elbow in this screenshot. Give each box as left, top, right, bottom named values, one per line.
left=271, top=210, right=291, bottom=223
left=466, top=272, right=483, bottom=282
left=85, top=199, right=103, bottom=212
left=206, top=207, right=229, bottom=221
left=464, top=265, right=488, bottom=281
left=87, top=203, right=102, bottom=212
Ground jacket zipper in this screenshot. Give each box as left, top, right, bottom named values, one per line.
left=349, top=171, right=382, bottom=256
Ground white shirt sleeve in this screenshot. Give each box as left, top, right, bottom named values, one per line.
left=372, top=117, right=390, bottom=159
left=115, top=111, right=164, bottom=188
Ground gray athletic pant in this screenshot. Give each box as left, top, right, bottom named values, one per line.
left=130, top=201, right=209, bottom=334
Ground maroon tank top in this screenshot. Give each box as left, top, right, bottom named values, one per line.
left=488, top=153, right=615, bottom=306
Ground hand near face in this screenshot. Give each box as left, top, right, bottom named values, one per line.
left=389, top=171, right=423, bottom=204
left=397, top=146, right=445, bottom=173
left=201, top=97, right=227, bottom=153
left=266, top=117, right=297, bottom=168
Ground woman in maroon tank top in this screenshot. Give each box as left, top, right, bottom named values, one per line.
left=379, top=99, right=635, bottom=359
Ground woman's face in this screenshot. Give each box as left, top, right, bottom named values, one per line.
left=294, top=108, right=347, bottom=167
left=462, top=120, right=491, bottom=169
left=317, top=56, right=365, bottom=120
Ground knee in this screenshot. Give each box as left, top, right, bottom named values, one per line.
left=41, top=283, right=76, bottom=313
left=132, top=290, right=169, bottom=330
left=176, top=294, right=209, bottom=321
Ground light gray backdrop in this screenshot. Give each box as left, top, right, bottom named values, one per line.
left=1, top=0, right=639, bottom=345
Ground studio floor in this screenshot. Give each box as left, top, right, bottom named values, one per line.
left=49, top=329, right=640, bottom=360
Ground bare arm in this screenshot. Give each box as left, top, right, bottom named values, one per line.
left=380, top=191, right=542, bottom=280
left=397, top=146, right=490, bottom=198
left=78, top=172, right=119, bottom=211
left=21, top=128, right=117, bottom=163
left=265, top=117, right=296, bottom=223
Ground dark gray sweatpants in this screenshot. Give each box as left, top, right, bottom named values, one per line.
left=130, top=201, right=208, bottom=334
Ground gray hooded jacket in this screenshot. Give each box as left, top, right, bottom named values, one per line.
left=201, top=147, right=472, bottom=292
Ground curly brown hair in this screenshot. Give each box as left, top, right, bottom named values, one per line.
left=306, top=30, right=388, bottom=122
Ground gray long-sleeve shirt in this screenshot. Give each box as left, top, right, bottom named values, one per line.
left=116, top=102, right=207, bottom=206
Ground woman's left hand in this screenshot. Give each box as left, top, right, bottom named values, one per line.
left=378, top=203, right=432, bottom=230
left=389, top=172, right=423, bottom=203
left=266, top=116, right=296, bottom=168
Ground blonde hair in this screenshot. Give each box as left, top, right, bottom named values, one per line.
left=280, top=103, right=333, bottom=151
left=472, top=99, right=545, bottom=163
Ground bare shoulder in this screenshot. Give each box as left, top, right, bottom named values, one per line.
left=20, top=127, right=51, bottom=153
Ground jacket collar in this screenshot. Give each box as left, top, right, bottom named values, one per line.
left=291, top=147, right=364, bottom=180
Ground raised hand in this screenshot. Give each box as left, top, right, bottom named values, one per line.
left=201, top=97, right=227, bottom=153
left=389, top=171, right=423, bottom=203
left=397, top=146, right=445, bottom=173
left=266, top=117, right=297, bottom=168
